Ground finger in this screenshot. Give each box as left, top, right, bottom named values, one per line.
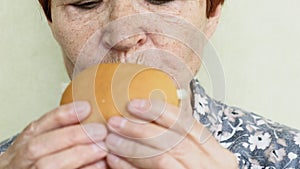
left=167, top=137, right=212, bottom=168
left=106, top=134, right=184, bottom=169
left=106, top=119, right=219, bottom=168
left=128, top=99, right=205, bottom=146
left=105, top=133, right=187, bottom=169
left=107, top=154, right=137, bottom=169
left=20, top=123, right=107, bottom=162
left=108, top=116, right=184, bottom=151
left=127, top=100, right=220, bottom=156
left=105, top=133, right=160, bottom=158
left=108, top=116, right=166, bottom=138
left=18, top=101, right=91, bottom=141
left=80, top=161, right=107, bottom=169
left=127, top=99, right=177, bottom=127
left=127, top=100, right=216, bottom=148
left=127, top=99, right=195, bottom=134
left=31, top=142, right=107, bottom=169
left=125, top=154, right=185, bottom=169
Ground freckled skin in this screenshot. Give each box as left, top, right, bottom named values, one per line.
left=0, top=2, right=239, bottom=169
left=49, top=0, right=214, bottom=84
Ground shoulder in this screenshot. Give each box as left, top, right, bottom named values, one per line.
left=190, top=79, right=300, bottom=168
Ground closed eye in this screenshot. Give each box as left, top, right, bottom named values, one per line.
left=71, top=0, right=103, bottom=10
left=146, top=0, right=175, bottom=5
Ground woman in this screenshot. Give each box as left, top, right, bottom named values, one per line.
left=0, top=0, right=299, bottom=168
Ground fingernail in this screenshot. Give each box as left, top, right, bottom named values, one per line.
left=108, top=117, right=126, bottom=129
left=95, top=161, right=106, bottom=169
left=72, top=101, right=91, bottom=120
left=84, top=123, right=107, bottom=141
left=92, top=141, right=108, bottom=153
left=106, top=134, right=122, bottom=146
left=128, top=99, right=148, bottom=112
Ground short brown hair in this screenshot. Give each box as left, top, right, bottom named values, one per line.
left=39, top=0, right=225, bottom=22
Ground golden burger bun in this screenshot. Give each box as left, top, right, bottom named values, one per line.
left=60, top=63, right=179, bottom=124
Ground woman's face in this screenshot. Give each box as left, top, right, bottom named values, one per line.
left=49, top=0, right=219, bottom=84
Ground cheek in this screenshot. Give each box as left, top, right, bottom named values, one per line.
left=150, top=2, right=205, bottom=74
left=51, top=8, right=109, bottom=65
left=50, top=1, right=206, bottom=76
left=149, top=34, right=200, bottom=74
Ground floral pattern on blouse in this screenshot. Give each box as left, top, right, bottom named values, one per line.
left=190, top=79, right=300, bottom=169
left=1, top=79, right=300, bottom=168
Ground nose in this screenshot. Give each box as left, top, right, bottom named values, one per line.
left=101, top=0, right=147, bottom=52
left=103, top=25, right=147, bottom=52
left=103, top=32, right=147, bottom=51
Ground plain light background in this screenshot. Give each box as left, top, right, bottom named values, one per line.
left=0, top=0, right=299, bottom=141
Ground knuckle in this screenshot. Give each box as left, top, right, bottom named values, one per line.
left=65, top=127, right=81, bottom=144
left=52, top=106, right=72, bottom=124
left=63, top=125, right=93, bottom=146
left=57, top=104, right=72, bottom=114
left=24, top=140, right=40, bottom=160
left=23, top=121, right=40, bottom=138
left=72, top=145, right=85, bottom=154
left=126, top=141, right=138, bottom=157
left=130, top=126, right=145, bottom=138
left=71, top=146, right=93, bottom=166
left=113, top=137, right=136, bottom=157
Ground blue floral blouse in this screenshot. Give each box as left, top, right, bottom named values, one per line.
left=1, top=79, right=300, bottom=168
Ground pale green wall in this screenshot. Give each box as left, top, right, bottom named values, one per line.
left=1, top=0, right=299, bottom=141
left=197, top=0, right=300, bottom=129
left=0, top=1, right=69, bottom=141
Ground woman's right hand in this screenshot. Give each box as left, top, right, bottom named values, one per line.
left=0, top=101, right=108, bottom=169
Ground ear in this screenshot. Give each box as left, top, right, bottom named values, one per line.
left=204, top=4, right=222, bottom=39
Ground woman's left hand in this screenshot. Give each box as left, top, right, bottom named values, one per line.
left=105, top=99, right=238, bottom=169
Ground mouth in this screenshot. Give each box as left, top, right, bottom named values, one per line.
left=101, top=51, right=145, bottom=65
left=99, top=49, right=161, bottom=69
left=71, top=47, right=193, bottom=92
left=120, top=51, right=146, bottom=65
